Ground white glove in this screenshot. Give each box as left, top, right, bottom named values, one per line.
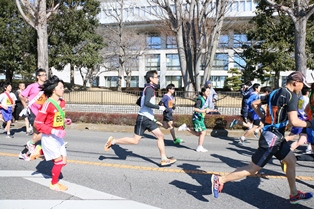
left=159, top=106, right=166, bottom=111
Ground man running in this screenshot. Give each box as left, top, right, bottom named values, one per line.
left=104, top=70, right=176, bottom=166
left=211, top=71, right=313, bottom=204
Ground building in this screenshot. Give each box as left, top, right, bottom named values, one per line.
left=66, top=0, right=312, bottom=89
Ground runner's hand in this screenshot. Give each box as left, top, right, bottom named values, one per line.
left=65, top=118, right=72, bottom=125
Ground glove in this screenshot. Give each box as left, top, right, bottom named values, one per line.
left=172, top=104, right=176, bottom=110
left=51, top=129, right=66, bottom=138
left=65, top=118, right=72, bottom=125
left=159, top=106, right=166, bottom=111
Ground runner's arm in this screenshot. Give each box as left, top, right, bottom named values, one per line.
left=144, top=87, right=159, bottom=109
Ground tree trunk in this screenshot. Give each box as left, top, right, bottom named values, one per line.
left=70, top=64, right=75, bottom=88
left=37, top=1, right=49, bottom=75
left=294, top=17, right=307, bottom=74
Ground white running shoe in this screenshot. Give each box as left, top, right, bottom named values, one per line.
left=178, top=123, right=187, bottom=131
left=196, top=146, right=208, bottom=152
left=18, top=152, right=30, bottom=161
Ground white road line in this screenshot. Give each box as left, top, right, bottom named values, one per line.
left=0, top=200, right=160, bottom=209
left=0, top=170, right=160, bottom=209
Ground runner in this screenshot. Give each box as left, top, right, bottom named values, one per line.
left=18, top=68, right=47, bottom=161
left=237, top=83, right=262, bottom=144
left=34, top=75, right=72, bottom=191
left=159, top=83, right=184, bottom=145
left=211, top=71, right=313, bottom=204
left=104, top=70, right=176, bottom=166
left=230, top=81, right=253, bottom=129
left=178, top=86, right=218, bottom=152
left=0, top=82, right=17, bottom=138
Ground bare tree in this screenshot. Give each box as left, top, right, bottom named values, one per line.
left=16, top=0, right=59, bottom=75
left=265, top=0, right=314, bottom=74
left=100, top=0, right=147, bottom=91
left=149, top=0, right=230, bottom=92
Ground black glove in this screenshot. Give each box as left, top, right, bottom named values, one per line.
left=172, top=104, right=176, bottom=110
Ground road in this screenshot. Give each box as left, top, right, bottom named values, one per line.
left=0, top=122, right=314, bottom=209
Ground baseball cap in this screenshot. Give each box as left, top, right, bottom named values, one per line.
left=287, top=71, right=310, bottom=87
left=205, top=80, right=211, bottom=85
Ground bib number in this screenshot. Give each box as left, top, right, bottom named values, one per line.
left=36, top=94, right=46, bottom=105
left=53, top=112, right=64, bottom=127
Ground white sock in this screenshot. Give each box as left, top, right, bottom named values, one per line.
left=240, top=136, right=245, bottom=141
left=111, top=139, right=116, bottom=145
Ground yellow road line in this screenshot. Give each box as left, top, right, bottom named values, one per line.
left=2, top=152, right=314, bottom=181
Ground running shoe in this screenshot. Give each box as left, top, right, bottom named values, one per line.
left=6, top=134, right=14, bottom=138
left=26, top=141, right=36, bottom=154
left=104, top=136, right=114, bottom=151
left=178, top=123, right=187, bottom=131
left=173, top=138, right=184, bottom=144
left=160, top=158, right=177, bottom=166
left=196, top=146, right=208, bottom=152
left=50, top=183, right=68, bottom=191
left=290, top=190, right=313, bottom=204
left=18, top=152, right=30, bottom=161
left=238, top=137, right=245, bottom=145
left=229, top=119, right=238, bottom=128
left=211, top=174, right=224, bottom=198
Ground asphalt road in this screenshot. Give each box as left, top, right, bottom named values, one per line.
left=0, top=122, right=314, bottom=209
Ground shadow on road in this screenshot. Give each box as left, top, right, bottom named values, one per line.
left=98, top=145, right=160, bottom=166
left=170, top=163, right=210, bottom=202
left=34, top=160, right=63, bottom=179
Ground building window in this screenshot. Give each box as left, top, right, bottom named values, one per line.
left=166, top=54, right=180, bottom=71
left=213, top=53, right=228, bottom=71
left=166, top=76, right=182, bottom=88
left=130, top=76, right=139, bottom=87
left=145, top=54, right=160, bottom=71
left=281, top=76, right=287, bottom=87
left=166, top=36, right=177, bottom=49
left=239, top=1, right=245, bottom=11
left=211, top=76, right=226, bottom=88
left=233, top=34, right=248, bottom=48
left=234, top=53, right=246, bottom=70
left=218, top=35, right=229, bottom=48
left=146, top=34, right=161, bottom=49
left=104, top=76, right=119, bottom=88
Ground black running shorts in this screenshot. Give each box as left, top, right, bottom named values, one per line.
left=251, top=139, right=291, bottom=167
left=134, top=115, right=158, bottom=136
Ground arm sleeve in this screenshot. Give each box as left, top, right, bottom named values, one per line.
left=287, top=93, right=298, bottom=112
left=144, top=87, right=159, bottom=109
left=20, top=84, right=32, bottom=98
left=34, top=102, right=53, bottom=135
left=194, top=99, right=202, bottom=108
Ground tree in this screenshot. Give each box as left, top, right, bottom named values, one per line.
left=264, top=0, right=314, bottom=75
left=48, top=0, right=105, bottom=88
left=99, top=0, right=147, bottom=91
left=149, top=0, right=230, bottom=92
left=16, top=0, right=60, bottom=75
left=0, top=0, right=37, bottom=82
left=225, top=68, right=242, bottom=91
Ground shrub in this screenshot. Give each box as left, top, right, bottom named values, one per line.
left=66, top=112, right=243, bottom=129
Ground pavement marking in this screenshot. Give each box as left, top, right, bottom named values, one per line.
left=1, top=152, right=314, bottom=181
left=0, top=170, right=160, bottom=209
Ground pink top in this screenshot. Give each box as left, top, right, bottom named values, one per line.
left=21, top=82, right=43, bottom=115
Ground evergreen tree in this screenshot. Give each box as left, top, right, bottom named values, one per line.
left=48, top=0, right=105, bottom=88
left=0, top=0, right=36, bottom=82
left=225, top=68, right=242, bottom=91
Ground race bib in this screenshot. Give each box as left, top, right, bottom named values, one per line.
left=36, top=94, right=46, bottom=105
left=168, top=100, right=173, bottom=108
left=53, top=112, right=64, bottom=127
left=5, top=98, right=11, bottom=105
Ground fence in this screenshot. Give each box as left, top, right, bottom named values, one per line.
left=64, top=90, right=243, bottom=115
